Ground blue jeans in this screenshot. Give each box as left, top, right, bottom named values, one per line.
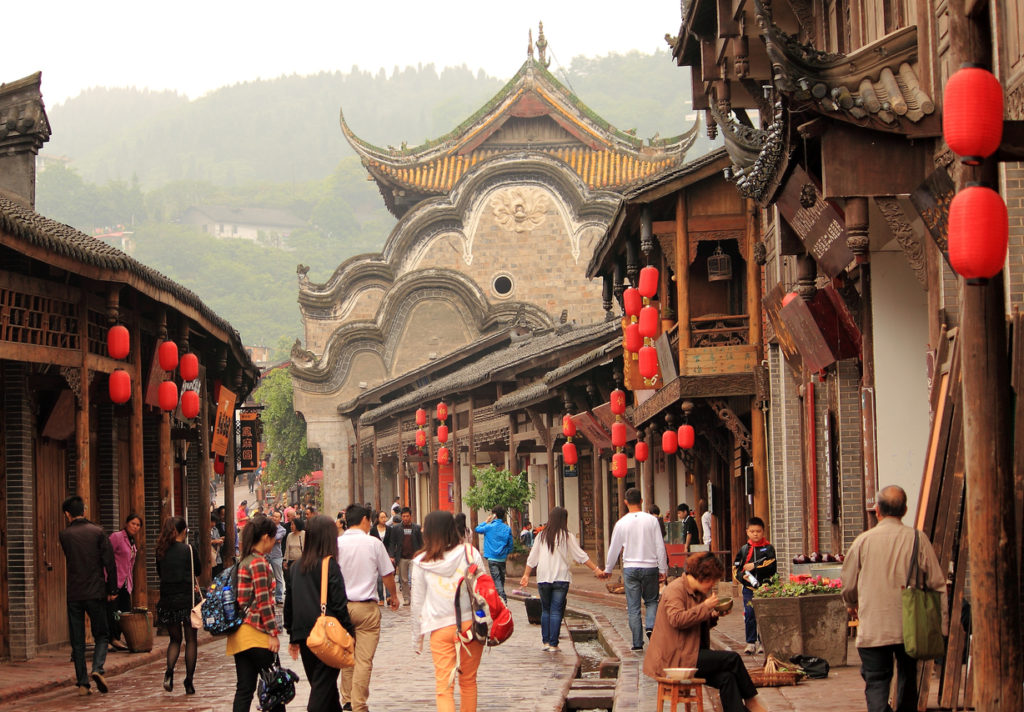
left=487, top=560, right=507, bottom=602
left=623, top=567, right=660, bottom=648
left=68, top=598, right=109, bottom=689
left=268, top=554, right=285, bottom=603
left=538, top=581, right=570, bottom=647
left=742, top=586, right=758, bottom=644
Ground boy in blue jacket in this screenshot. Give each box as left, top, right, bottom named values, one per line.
left=474, top=505, right=515, bottom=601
left=733, top=516, right=777, bottom=654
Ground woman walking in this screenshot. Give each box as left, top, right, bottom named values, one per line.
left=107, top=513, right=141, bottom=651
left=411, top=510, right=487, bottom=712
left=369, top=510, right=394, bottom=605
left=228, top=514, right=285, bottom=712
left=155, top=516, right=200, bottom=694
left=519, top=506, right=606, bottom=651
left=283, top=517, right=305, bottom=575
left=283, top=515, right=355, bottom=712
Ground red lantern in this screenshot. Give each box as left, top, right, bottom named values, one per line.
left=623, top=287, right=643, bottom=318
left=624, top=323, right=642, bottom=353
left=181, top=389, right=200, bottom=419
left=214, top=456, right=225, bottom=475
left=562, top=441, right=578, bottom=465
left=158, top=380, right=178, bottom=412
left=612, top=452, right=628, bottom=478
left=948, top=184, right=1008, bottom=283
left=415, top=408, right=427, bottom=426
left=943, top=65, right=1004, bottom=165
left=638, top=305, right=659, bottom=338
left=437, top=424, right=449, bottom=443
left=437, top=447, right=450, bottom=466
left=637, top=266, right=659, bottom=298
left=635, top=440, right=649, bottom=462
left=610, top=389, right=627, bottom=415
left=662, top=429, right=678, bottom=454
left=562, top=414, right=576, bottom=438
left=107, top=325, right=130, bottom=360
left=109, top=369, right=131, bottom=404
left=436, top=401, right=448, bottom=422
left=678, top=423, right=695, bottom=450
left=415, top=429, right=427, bottom=448
left=180, top=353, right=199, bottom=381
left=611, top=422, right=627, bottom=448
left=158, top=340, right=179, bottom=371
left=639, top=346, right=659, bottom=379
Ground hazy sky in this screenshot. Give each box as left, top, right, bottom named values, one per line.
left=3, top=0, right=683, bottom=106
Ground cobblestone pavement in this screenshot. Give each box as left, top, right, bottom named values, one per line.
left=0, top=599, right=576, bottom=712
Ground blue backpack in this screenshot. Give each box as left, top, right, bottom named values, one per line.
left=201, top=556, right=250, bottom=635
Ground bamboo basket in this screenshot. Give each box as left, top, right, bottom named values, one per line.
left=749, top=670, right=802, bottom=687
left=119, top=609, right=154, bottom=652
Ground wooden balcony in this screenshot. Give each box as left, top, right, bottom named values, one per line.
left=680, top=313, right=757, bottom=377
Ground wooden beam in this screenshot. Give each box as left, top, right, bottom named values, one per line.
left=468, top=396, right=478, bottom=541
left=129, top=303, right=147, bottom=607
left=197, top=373, right=213, bottom=585
left=746, top=198, right=768, bottom=524
left=75, top=298, right=91, bottom=508
left=675, top=193, right=691, bottom=356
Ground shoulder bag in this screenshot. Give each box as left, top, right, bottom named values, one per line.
left=902, top=530, right=945, bottom=660
left=305, top=556, right=355, bottom=668
left=189, top=544, right=205, bottom=629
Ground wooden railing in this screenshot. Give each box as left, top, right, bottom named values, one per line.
left=690, top=314, right=749, bottom=348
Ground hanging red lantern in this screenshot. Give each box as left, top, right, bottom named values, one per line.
left=437, top=424, right=449, bottom=443
left=624, top=323, right=642, bottom=353
left=214, top=456, right=225, bottom=475
left=943, top=64, right=1004, bottom=166
left=662, top=429, right=678, bottom=454
left=562, top=414, right=576, bottom=438
left=437, top=447, right=450, bottom=466
left=634, top=440, right=649, bottom=462
left=107, top=325, right=130, bottom=360
left=562, top=441, right=578, bottom=465
left=678, top=423, right=695, bottom=449
left=415, top=429, right=427, bottom=448
left=638, top=305, right=659, bottom=338
left=610, top=389, right=627, bottom=415
left=415, top=408, right=427, bottom=426
left=623, top=287, right=643, bottom=318
left=436, top=401, right=448, bottom=422
left=109, top=369, right=131, bottom=404
left=612, top=452, right=628, bottom=478
left=611, top=422, right=627, bottom=448
left=639, top=346, right=659, bottom=379
left=181, top=389, right=200, bottom=419
left=180, top=353, right=200, bottom=381
left=637, top=266, right=659, bottom=298
left=158, top=380, right=178, bottom=411
left=948, top=184, right=1008, bottom=283
left=158, top=340, right=179, bottom=371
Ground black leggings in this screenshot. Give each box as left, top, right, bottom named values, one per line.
left=696, top=649, right=758, bottom=712
left=165, top=620, right=198, bottom=683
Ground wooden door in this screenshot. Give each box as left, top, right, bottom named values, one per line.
left=35, top=438, right=68, bottom=648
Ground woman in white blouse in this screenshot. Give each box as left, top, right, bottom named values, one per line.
left=519, top=507, right=607, bottom=651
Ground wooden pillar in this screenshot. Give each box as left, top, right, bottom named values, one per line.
left=129, top=305, right=146, bottom=607
left=746, top=199, right=769, bottom=524
left=197, top=371, right=213, bottom=584
left=547, top=438, right=557, bottom=514
left=372, top=427, right=381, bottom=512
left=452, top=405, right=462, bottom=513
left=468, top=396, right=478, bottom=536
left=641, top=429, right=654, bottom=511
left=675, top=193, right=691, bottom=355
left=507, top=413, right=517, bottom=475
left=221, top=366, right=237, bottom=567
left=592, top=446, right=605, bottom=569
left=355, top=426, right=364, bottom=506
left=159, top=414, right=172, bottom=521
left=76, top=301, right=91, bottom=506
left=427, top=420, right=437, bottom=513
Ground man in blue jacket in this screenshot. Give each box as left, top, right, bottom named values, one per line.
left=474, top=505, right=515, bottom=601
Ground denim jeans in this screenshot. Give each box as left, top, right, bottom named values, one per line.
left=538, top=581, right=570, bottom=647
left=741, top=586, right=758, bottom=644
left=268, top=554, right=285, bottom=603
left=858, top=644, right=918, bottom=712
left=622, top=567, right=660, bottom=648
left=67, top=598, right=109, bottom=688
left=487, top=560, right=508, bottom=602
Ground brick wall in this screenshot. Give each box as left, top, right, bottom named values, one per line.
left=143, top=413, right=161, bottom=601
left=1006, top=161, right=1024, bottom=308
left=835, top=359, right=866, bottom=552
left=186, top=440, right=200, bottom=540
left=97, top=403, right=119, bottom=532
left=767, top=345, right=805, bottom=579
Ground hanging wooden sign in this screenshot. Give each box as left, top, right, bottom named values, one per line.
left=211, top=386, right=236, bottom=456
left=238, top=410, right=260, bottom=471
left=776, top=165, right=854, bottom=278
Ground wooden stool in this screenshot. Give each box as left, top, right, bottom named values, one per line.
left=655, top=677, right=706, bottom=712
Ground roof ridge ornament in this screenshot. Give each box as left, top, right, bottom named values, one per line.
left=536, top=22, right=550, bottom=68
left=528, top=28, right=534, bottom=61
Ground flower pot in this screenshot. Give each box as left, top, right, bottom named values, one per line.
left=750, top=593, right=847, bottom=666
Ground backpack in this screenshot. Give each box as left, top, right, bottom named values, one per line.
left=201, top=555, right=250, bottom=635
left=454, top=545, right=514, bottom=648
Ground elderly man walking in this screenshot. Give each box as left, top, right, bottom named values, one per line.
left=842, top=485, right=946, bottom=712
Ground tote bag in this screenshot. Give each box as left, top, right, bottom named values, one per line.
left=902, top=531, right=944, bottom=660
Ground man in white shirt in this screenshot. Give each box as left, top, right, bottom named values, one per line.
left=699, top=498, right=713, bottom=550
left=604, top=487, right=668, bottom=650
left=337, top=504, right=399, bottom=712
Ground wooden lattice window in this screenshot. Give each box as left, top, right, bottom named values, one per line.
left=86, top=308, right=108, bottom=355
left=0, top=285, right=80, bottom=350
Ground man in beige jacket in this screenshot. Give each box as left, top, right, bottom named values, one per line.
left=841, top=485, right=946, bottom=712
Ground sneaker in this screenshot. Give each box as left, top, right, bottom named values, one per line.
left=342, top=704, right=353, bottom=711
left=744, top=643, right=756, bottom=654
left=90, top=672, right=108, bottom=694
left=646, top=628, right=653, bottom=640
left=756, top=643, right=764, bottom=654
left=77, top=686, right=91, bottom=697
left=630, top=645, right=644, bottom=652
left=548, top=645, right=559, bottom=652
left=542, top=644, right=552, bottom=651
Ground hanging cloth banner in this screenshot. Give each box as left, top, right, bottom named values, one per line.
left=211, top=386, right=237, bottom=456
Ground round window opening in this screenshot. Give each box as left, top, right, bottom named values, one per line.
left=493, top=274, right=514, bottom=296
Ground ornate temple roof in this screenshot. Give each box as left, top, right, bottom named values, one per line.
left=342, top=35, right=699, bottom=217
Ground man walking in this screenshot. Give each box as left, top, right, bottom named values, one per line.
left=676, top=502, right=701, bottom=551
left=395, top=507, right=423, bottom=605
left=605, top=488, right=667, bottom=651
left=474, top=505, right=515, bottom=602
left=59, top=495, right=118, bottom=696
left=269, top=510, right=288, bottom=604
left=337, top=504, right=399, bottom=712
left=842, top=485, right=946, bottom=712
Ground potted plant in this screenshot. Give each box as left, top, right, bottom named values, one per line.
left=463, top=464, right=536, bottom=579
left=750, top=574, right=848, bottom=666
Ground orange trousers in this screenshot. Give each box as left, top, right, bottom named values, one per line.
left=429, top=621, right=483, bottom=712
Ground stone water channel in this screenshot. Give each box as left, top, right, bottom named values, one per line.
left=563, top=610, right=618, bottom=711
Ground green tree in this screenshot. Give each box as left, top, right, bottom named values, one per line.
left=252, top=368, right=320, bottom=494
left=463, top=465, right=535, bottom=519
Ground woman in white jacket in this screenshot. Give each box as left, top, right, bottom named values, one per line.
left=519, top=506, right=607, bottom=651
left=411, top=510, right=488, bottom=712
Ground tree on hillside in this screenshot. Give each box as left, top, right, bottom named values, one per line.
left=252, top=368, right=321, bottom=495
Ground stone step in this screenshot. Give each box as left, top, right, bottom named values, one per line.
left=565, top=689, right=614, bottom=710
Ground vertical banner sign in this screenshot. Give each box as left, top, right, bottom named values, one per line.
left=211, top=386, right=237, bottom=457
left=238, top=411, right=260, bottom=471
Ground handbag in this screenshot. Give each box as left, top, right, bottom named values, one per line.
left=902, top=531, right=945, bottom=660
left=189, top=544, right=205, bottom=630
left=305, top=556, right=356, bottom=668
left=256, top=653, right=298, bottom=710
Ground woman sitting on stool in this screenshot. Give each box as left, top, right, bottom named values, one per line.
left=643, top=552, right=768, bottom=712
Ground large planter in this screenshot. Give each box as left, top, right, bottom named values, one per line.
left=505, top=554, right=527, bottom=579
left=750, top=593, right=848, bottom=666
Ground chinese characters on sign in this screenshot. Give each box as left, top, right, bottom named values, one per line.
left=211, top=386, right=236, bottom=457
left=776, top=165, right=854, bottom=279
left=238, top=410, right=260, bottom=471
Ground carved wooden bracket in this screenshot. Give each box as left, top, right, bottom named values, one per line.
left=874, top=197, right=927, bottom=288
left=709, top=398, right=752, bottom=456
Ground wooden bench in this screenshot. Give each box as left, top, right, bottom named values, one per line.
left=655, top=677, right=706, bottom=712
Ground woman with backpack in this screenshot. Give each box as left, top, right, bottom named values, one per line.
left=155, top=516, right=201, bottom=694
left=228, top=514, right=285, bottom=712
left=283, top=515, right=355, bottom=712
left=518, top=506, right=607, bottom=651
left=411, top=510, right=488, bottom=712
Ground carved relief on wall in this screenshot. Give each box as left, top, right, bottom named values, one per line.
left=490, top=187, right=550, bottom=233
left=1007, top=81, right=1024, bottom=120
